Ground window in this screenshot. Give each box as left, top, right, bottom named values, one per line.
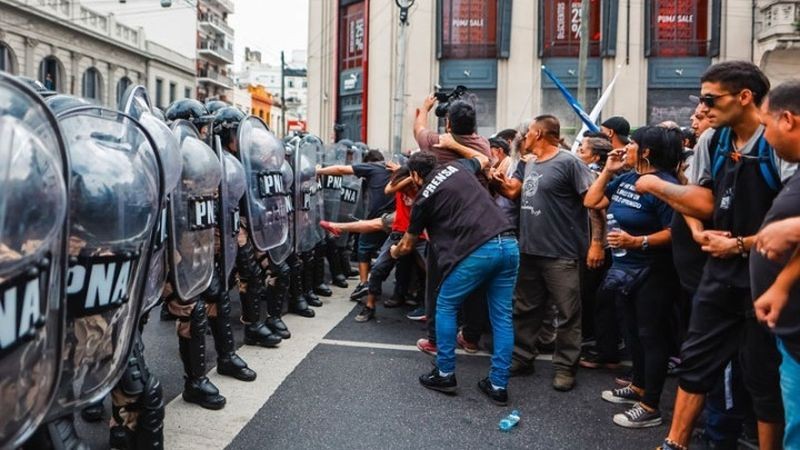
left=169, top=82, right=177, bottom=104
left=288, top=80, right=294, bottom=88
left=38, top=56, right=62, bottom=92
left=647, top=0, right=709, bottom=57
left=540, top=0, right=601, bottom=57
left=185, top=87, right=192, bottom=99
left=303, top=80, right=308, bottom=88
left=338, top=0, right=366, bottom=70
left=82, top=67, right=102, bottom=102
left=155, top=78, right=164, bottom=108
left=0, top=43, right=16, bottom=74
left=116, top=77, right=132, bottom=107
left=440, top=0, right=498, bottom=59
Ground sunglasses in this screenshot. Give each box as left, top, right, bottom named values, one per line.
left=696, top=91, right=741, bottom=108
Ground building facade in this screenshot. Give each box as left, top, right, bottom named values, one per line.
left=196, top=0, right=234, bottom=102
left=237, top=48, right=309, bottom=128
left=0, top=0, right=195, bottom=109
left=307, top=0, right=800, bottom=149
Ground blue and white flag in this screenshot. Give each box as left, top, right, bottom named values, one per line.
left=541, top=65, right=600, bottom=134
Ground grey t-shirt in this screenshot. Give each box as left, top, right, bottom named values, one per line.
left=688, top=125, right=797, bottom=187
left=513, top=150, right=594, bottom=259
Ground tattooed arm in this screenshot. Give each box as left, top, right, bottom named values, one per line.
left=635, top=175, right=714, bottom=221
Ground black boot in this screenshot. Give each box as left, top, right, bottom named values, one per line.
left=340, top=247, right=359, bottom=278
left=179, top=300, right=226, bottom=410
left=288, top=254, right=315, bottom=318
left=160, top=301, right=176, bottom=321
left=241, top=286, right=282, bottom=348
left=302, top=252, right=323, bottom=307
left=313, top=245, right=333, bottom=296
left=207, top=273, right=257, bottom=381
left=265, top=261, right=292, bottom=339
left=326, top=239, right=348, bottom=288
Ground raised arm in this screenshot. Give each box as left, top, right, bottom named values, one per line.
left=316, top=165, right=355, bottom=176
left=434, top=133, right=489, bottom=169
left=386, top=176, right=414, bottom=195
left=635, top=176, right=714, bottom=220
left=413, top=94, right=436, bottom=141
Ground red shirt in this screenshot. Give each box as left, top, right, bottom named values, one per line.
left=392, top=192, right=413, bottom=233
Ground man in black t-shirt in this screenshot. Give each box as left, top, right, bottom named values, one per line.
left=751, top=81, right=800, bottom=450
left=316, top=150, right=395, bottom=305
left=635, top=62, right=793, bottom=450
left=390, top=136, right=519, bottom=405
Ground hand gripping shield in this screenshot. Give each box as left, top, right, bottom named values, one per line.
left=47, top=105, right=163, bottom=421
left=213, top=137, right=246, bottom=291
left=121, top=85, right=182, bottom=312
left=237, top=116, right=289, bottom=251
left=267, top=160, right=295, bottom=264
left=293, top=135, right=324, bottom=253
left=168, top=120, right=221, bottom=302
left=0, top=73, right=69, bottom=449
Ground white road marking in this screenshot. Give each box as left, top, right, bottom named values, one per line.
left=319, top=338, right=494, bottom=357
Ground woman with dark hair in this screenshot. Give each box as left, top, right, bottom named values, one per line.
left=584, top=126, right=683, bottom=429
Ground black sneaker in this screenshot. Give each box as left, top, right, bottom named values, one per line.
left=354, top=305, right=375, bottom=322
left=350, top=282, right=368, bottom=301
left=406, top=307, right=426, bottom=321
left=419, top=367, right=457, bottom=394
left=477, top=377, right=508, bottom=406
left=613, top=403, right=662, bottom=428
left=601, top=385, right=642, bottom=405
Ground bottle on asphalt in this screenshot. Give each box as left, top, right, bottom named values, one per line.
left=499, top=410, right=521, bottom=431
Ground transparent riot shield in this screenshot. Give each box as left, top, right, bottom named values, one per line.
left=293, top=135, right=324, bottom=253
left=0, top=73, right=69, bottom=449
left=214, top=137, right=246, bottom=291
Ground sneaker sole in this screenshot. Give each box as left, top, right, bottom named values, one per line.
left=601, top=390, right=640, bottom=405
left=420, top=382, right=457, bottom=394
left=612, top=414, right=662, bottom=429
left=354, top=315, right=374, bottom=323
left=416, top=343, right=437, bottom=356
left=406, top=316, right=426, bottom=321
left=476, top=384, right=508, bottom=406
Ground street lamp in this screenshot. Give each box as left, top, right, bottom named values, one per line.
left=395, top=0, right=416, bottom=25
left=391, top=0, right=415, bottom=158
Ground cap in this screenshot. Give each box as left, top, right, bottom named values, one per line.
left=601, top=116, right=631, bottom=144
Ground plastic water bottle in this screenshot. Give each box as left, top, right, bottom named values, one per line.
left=499, top=410, right=520, bottom=432
left=607, top=213, right=627, bottom=258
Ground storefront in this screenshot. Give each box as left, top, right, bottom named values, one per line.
left=336, top=0, right=368, bottom=142
left=436, top=0, right=512, bottom=136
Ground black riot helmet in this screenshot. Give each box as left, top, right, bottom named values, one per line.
left=213, top=106, right=245, bottom=150
left=205, top=99, right=228, bottom=115
left=164, top=99, right=212, bottom=130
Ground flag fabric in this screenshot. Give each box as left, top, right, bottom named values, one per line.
left=571, top=66, right=623, bottom=152
left=541, top=65, right=600, bottom=134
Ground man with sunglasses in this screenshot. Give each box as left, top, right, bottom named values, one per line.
left=635, top=61, right=796, bottom=450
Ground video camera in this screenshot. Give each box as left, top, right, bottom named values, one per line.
left=433, top=85, right=468, bottom=118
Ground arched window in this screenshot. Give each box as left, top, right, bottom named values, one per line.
left=38, top=56, right=63, bottom=92
left=82, top=67, right=102, bottom=102
left=0, top=42, right=17, bottom=74
left=116, top=76, right=131, bottom=107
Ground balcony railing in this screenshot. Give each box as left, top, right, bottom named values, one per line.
left=757, top=1, right=800, bottom=42
left=197, top=68, right=233, bottom=88
left=198, top=13, right=234, bottom=37
left=198, top=41, right=234, bottom=64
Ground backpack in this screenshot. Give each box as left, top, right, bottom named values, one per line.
left=708, top=127, right=782, bottom=192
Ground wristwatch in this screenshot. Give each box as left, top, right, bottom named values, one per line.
left=641, top=235, right=649, bottom=250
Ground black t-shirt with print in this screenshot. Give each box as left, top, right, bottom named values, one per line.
left=352, top=162, right=396, bottom=219
left=408, top=158, right=513, bottom=285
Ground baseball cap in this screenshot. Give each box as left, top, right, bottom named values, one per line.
left=601, top=116, right=631, bottom=144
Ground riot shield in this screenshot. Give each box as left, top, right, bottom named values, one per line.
left=267, top=160, right=295, bottom=265
left=0, top=73, right=69, bottom=449
left=293, top=134, right=324, bottom=253
left=121, top=85, right=183, bottom=312
left=214, top=137, right=246, bottom=291
left=319, top=143, right=343, bottom=223
left=47, top=105, right=162, bottom=421
left=237, top=115, right=289, bottom=252
left=334, top=142, right=365, bottom=245
left=168, top=120, right=221, bottom=301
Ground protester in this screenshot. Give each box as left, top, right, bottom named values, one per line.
left=390, top=135, right=519, bottom=406
left=585, top=126, right=682, bottom=428
left=634, top=61, right=795, bottom=450
left=601, top=116, right=632, bottom=150
left=356, top=167, right=427, bottom=322
left=316, top=150, right=396, bottom=302
left=413, top=95, right=492, bottom=356
left=491, top=115, right=600, bottom=391
left=751, top=80, right=800, bottom=450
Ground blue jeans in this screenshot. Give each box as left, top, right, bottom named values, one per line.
left=778, top=339, right=800, bottom=450
left=435, top=235, right=520, bottom=388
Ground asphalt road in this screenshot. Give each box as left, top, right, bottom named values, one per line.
left=68, top=276, right=695, bottom=449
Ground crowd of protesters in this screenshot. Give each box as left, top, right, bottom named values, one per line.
left=319, top=60, right=800, bottom=450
